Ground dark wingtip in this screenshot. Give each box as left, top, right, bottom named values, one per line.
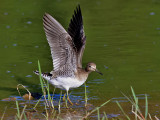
left=77, top=4, right=81, bottom=11
left=77, top=4, right=81, bottom=15
left=68, top=4, right=85, bottom=54
left=77, top=4, right=80, bottom=8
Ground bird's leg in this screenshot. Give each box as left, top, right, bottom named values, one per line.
left=67, top=90, right=73, bottom=105
left=65, top=91, right=69, bottom=108
left=63, top=93, right=66, bottom=101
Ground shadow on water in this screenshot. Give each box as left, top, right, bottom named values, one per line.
left=1, top=92, right=120, bottom=119
left=0, top=77, right=159, bottom=119
left=0, top=86, right=156, bottom=120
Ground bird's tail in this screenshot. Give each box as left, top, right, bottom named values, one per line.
left=34, top=70, right=40, bottom=75
left=33, top=70, right=52, bottom=81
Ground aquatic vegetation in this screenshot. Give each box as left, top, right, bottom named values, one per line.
left=15, top=101, right=27, bottom=120
left=1, top=62, right=160, bottom=120
left=116, top=87, right=159, bottom=120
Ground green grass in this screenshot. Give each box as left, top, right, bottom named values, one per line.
left=83, top=99, right=111, bottom=119
left=117, top=87, right=159, bottom=120
left=1, top=61, right=160, bottom=120
left=84, top=82, right=88, bottom=107
left=15, top=101, right=27, bottom=120
left=0, top=107, right=7, bottom=120
left=116, top=101, right=130, bottom=120
left=37, top=60, right=56, bottom=119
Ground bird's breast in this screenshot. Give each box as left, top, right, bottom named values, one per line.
left=49, top=77, right=85, bottom=90
left=75, top=68, right=89, bottom=82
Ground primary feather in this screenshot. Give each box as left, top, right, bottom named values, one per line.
left=43, top=5, right=86, bottom=78
left=68, top=5, right=86, bottom=68
left=43, top=13, right=77, bottom=77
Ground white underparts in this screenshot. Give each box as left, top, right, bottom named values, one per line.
left=41, top=75, right=85, bottom=91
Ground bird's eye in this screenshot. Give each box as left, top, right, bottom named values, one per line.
left=89, top=65, right=91, bottom=67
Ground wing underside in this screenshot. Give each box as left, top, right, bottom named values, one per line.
left=43, top=13, right=77, bottom=77
left=43, top=5, right=86, bottom=77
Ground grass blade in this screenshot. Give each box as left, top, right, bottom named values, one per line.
left=121, top=91, right=140, bottom=119
left=84, top=99, right=110, bottom=119
left=47, top=80, right=50, bottom=101
left=33, top=97, right=42, bottom=109
left=116, top=101, right=130, bottom=120
left=38, top=60, right=44, bottom=93
left=97, top=108, right=100, bottom=120
left=23, top=112, right=27, bottom=120
left=131, top=87, right=145, bottom=119
left=84, top=82, right=88, bottom=107
left=38, top=60, right=49, bottom=107
left=1, top=106, right=7, bottom=120
left=16, top=101, right=20, bottom=119
left=20, top=105, right=27, bottom=120
left=102, top=116, right=105, bottom=120
left=103, top=112, right=108, bottom=120
left=131, top=87, right=139, bottom=110
left=145, top=94, right=148, bottom=120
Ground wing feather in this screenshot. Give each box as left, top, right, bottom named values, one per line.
left=68, top=5, right=86, bottom=68
left=43, top=13, right=77, bottom=77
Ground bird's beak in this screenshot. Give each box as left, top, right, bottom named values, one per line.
left=95, top=69, right=103, bottom=75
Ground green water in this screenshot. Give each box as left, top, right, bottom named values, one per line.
left=1, top=0, right=160, bottom=118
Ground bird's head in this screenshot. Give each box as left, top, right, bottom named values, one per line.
left=86, top=62, right=103, bottom=75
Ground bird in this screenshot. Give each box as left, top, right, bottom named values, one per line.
left=34, top=5, right=102, bottom=105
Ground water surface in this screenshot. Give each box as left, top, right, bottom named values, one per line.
left=0, top=0, right=160, bottom=119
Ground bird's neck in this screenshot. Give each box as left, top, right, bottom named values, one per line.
left=75, top=68, right=90, bottom=82
left=85, top=67, right=91, bottom=74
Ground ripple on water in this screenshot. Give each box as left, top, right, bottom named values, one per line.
left=150, top=12, right=155, bottom=15
left=28, top=62, right=32, bottom=64
left=25, top=75, right=32, bottom=78
left=6, top=70, right=11, bottom=73
left=104, top=65, right=109, bottom=69
left=6, top=25, right=10, bottom=29
left=27, top=21, right=32, bottom=24
left=4, top=45, right=8, bottom=48
left=112, top=94, right=150, bottom=103
left=4, top=12, right=8, bottom=15
left=87, top=79, right=105, bottom=84
left=12, top=43, right=17, bottom=46
left=107, top=114, right=120, bottom=118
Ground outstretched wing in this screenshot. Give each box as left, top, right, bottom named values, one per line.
left=68, top=5, right=86, bottom=68
left=43, top=13, right=77, bottom=77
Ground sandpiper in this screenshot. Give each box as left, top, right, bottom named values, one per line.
left=34, top=5, right=102, bottom=105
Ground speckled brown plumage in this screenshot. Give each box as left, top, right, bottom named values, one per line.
left=34, top=5, right=102, bottom=106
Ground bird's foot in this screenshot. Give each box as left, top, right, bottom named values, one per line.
left=62, top=93, right=66, bottom=102
left=75, top=100, right=80, bottom=105
left=67, top=97, right=73, bottom=106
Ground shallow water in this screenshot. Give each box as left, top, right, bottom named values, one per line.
left=1, top=0, right=160, bottom=119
